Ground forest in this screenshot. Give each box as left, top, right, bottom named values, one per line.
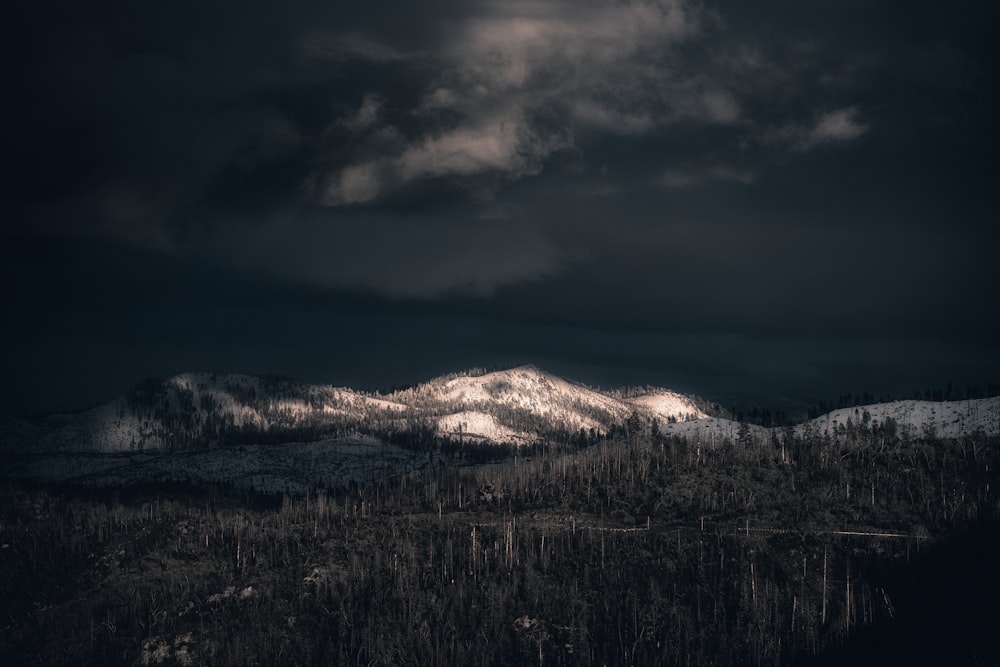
left=1, top=419, right=998, bottom=666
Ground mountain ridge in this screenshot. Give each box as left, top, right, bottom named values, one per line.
left=2, top=365, right=715, bottom=453
left=3, top=365, right=999, bottom=455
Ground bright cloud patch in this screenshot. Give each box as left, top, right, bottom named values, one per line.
left=316, top=0, right=745, bottom=206
left=809, top=108, right=868, bottom=145
left=771, top=107, right=869, bottom=152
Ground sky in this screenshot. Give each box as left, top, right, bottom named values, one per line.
left=2, top=0, right=999, bottom=414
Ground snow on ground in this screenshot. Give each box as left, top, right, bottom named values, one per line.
left=26, top=373, right=418, bottom=453
left=33, top=399, right=166, bottom=453
left=629, top=392, right=708, bottom=422
left=359, top=396, right=410, bottom=412
left=168, top=373, right=263, bottom=426
left=6, top=385, right=998, bottom=495
left=437, top=411, right=534, bottom=445
left=10, top=367, right=1000, bottom=456
left=658, top=397, right=1000, bottom=444
left=17, top=366, right=716, bottom=452
left=397, top=365, right=636, bottom=432
left=658, top=417, right=770, bottom=443
left=797, top=397, right=1000, bottom=440
left=83, top=400, right=165, bottom=451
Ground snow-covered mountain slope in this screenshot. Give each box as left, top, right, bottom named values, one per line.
left=26, top=372, right=410, bottom=453
left=630, top=391, right=709, bottom=422
left=394, top=365, right=712, bottom=441
left=11, top=365, right=995, bottom=454
left=796, top=398, right=1000, bottom=440
left=399, top=366, right=660, bottom=433
left=436, top=411, right=532, bottom=444
left=657, top=417, right=771, bottom=443
left=6, top=366, right=710, bottom=452
left=658, top=397, right=1000, bottom=443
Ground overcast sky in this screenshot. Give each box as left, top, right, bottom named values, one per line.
left=2, top=0, right=998, bottom=413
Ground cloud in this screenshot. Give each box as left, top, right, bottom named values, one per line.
left=322, top=106, right=569, bottom=205
left=707, top=166, right=755, bottom=184
left=339, top=94, right=383, bottom=131
left=326, top=162, right=384, bottom=205
left=315, top=0, right=748, bottom=206
left=809, top=108, right=868, bottom=145
left=662, top=165, right=754, bottom=188
left=11, top=102, right=302, bottom=249
left=396, top=112, right=550, bottom=179
left=697, top=89, right=742, bottom=124
left=300, top=32, right=413, bottom=63
left=769, top=107, right=869, bottom=152
left=570, top=101, right=656, bottom=135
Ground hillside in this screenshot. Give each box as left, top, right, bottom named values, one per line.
left=796, top=398, right=1000, bottom=440
left=4, top=366, right=713, bottom=453
left=3, top=366, right=998, bottom=467
left=659, top=396, right=1000, bottom=443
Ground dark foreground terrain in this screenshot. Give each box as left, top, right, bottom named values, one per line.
left=2, top=424, right=998, bottom=665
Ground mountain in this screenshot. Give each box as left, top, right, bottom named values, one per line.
left=794, top=398, right=1000, bottom=440
left=2, top=365, right=999, bottom=496
left=14, top=372, right=407, bottom=453
left=658, top=396, right=1000, bottom=443
left=3, top=365, right=714, bottom=453
left=400, top=365, right=710, bottom=443
left=4, top=366, right=998, bottom=456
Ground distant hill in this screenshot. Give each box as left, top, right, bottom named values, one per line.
left=3, top=365, right=997, bottom=458
left=658, top=396, right=1000, bottom=443
left=1, top=365, right=714, bottom=453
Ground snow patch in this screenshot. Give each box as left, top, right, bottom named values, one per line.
left=437, top=411, right=533, bottom=445
left=657, top=397, right=1000, bottom=444
left=629, top=392, right=708, bottom=422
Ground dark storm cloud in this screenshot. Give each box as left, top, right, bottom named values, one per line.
left=2, top=0, right=998, bottom=412
left=204, top=206, right=571, bottom=298
left=3, top=1, right=318, bottom=246
left=0, top=0, right=937, bottom=284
